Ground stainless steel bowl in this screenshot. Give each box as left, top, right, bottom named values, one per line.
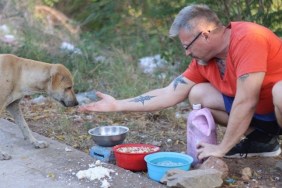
left=88, top=126, right=129, bottom=147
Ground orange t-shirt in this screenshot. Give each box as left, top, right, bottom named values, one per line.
left=183, top=22, right=282, bottom=114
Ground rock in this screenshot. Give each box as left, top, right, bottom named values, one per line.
left=241, top=175, right=250, bottom=181
left=152, top=140, right=162, bottom=147
left=162, top=168, right=187, bottom=177
left=198, top=156, right=229, bottom=179
left=31, top=95, right=47, bottom=104
left=241, top=167, right=252, bottom=181
left=138, top=54, right=167, bottom=74
left=167, top=138, right=172, bottom=143
left=95, top=55, right=106, bottom=63
left=275, top=161, right=282, bottom=172
left=76, top=90, right=97, bottom=104
left=60, top=41, right=82, bottom=54
left=161, top=168, right=223, bottom=188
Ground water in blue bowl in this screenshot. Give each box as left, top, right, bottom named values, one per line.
left=156, top=160, right=184, bottom=166
left=144, top=152, right=193, bottom=182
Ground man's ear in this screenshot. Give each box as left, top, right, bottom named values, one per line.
left=202, top=32, right=209, bottom=40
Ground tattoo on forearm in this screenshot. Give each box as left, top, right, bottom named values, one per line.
left=129, top=95, right=156, bottom=105
left=173, top=75, right=187, bottom=90
left=239, top=74, right=249, bottom=81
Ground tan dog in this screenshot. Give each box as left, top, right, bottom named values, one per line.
left=0, top=54, right=78, bottom=160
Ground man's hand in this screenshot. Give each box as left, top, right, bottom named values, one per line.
left=196, top=142, right=226, bottom=160
left=78, top=91, right=118, bottom=112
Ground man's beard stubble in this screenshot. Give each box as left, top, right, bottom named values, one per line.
left=196, top=59, right=208, bottom=66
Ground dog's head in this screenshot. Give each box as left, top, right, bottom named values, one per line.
left=47, top=64, right=78, bottom=107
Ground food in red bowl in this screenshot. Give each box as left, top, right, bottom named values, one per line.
left=113, top=143, right=160, bottom=171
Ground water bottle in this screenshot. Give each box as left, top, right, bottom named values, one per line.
left=187, top=104, right=217, bottom=166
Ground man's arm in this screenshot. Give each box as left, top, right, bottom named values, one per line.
left=197, top=72, right=265, bottom=159
left=218, top=72, right=265, bottom=153
left=79, top=75, right=195, bottom=112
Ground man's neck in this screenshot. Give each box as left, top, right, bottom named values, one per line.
left=215, top=27, right=231, bottom=60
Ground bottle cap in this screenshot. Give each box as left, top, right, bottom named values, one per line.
left=192, top=104, right=201, bottom=110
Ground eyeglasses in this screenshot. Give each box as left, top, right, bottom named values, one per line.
left=183, top=32, right=202, bottom=50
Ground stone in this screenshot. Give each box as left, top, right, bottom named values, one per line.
left=161, top=168, right=223, bottom=188
left=151, top=140, right=162, bottom=147
left=241, top=167, right=252, bottom=181
left=275, top=161, right=282, bottom=172
left=198, top=156, right=229, bottom=179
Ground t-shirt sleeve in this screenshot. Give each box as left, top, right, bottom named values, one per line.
left=231, top=34, right=268, bottom=77
left=182, top=59, right=207, bottom=83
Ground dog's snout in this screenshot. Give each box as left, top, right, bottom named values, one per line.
left=61, top=98, right=79, bottom=107
left=72, top=100, right=79, bottom=106
left=59, top=89, right=79, bottom=107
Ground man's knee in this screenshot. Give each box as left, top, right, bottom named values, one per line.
left=188, top=83, right=224, bottom=108
left=272, top=81, right=282, bottom=107
left=188, top=83, right=211, bottom=103
left=272, top=80, right=282, bottom=127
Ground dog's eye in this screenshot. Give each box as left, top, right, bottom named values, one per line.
left=65, top=87, right=72, bottom=91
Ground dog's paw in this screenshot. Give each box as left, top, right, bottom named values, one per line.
left=33, top=140, right=49, bottom=149
left=0, top=152, right=12, bottom=160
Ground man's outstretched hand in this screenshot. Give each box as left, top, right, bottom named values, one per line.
left=78, top=91, right=118, bottom=112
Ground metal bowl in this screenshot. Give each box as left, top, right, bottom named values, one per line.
left=88, top=126, right=129, bottom=147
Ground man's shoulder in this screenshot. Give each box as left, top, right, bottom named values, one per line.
left=230, top=21, right=271, bottom=37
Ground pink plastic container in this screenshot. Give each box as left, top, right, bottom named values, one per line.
left=187, top=104, right=217, bottom=166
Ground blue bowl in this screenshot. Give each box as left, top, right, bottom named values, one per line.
left=144, top=152, right=193, bottom=182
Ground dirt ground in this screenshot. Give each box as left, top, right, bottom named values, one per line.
left=2, top=97, right=282, bottom=188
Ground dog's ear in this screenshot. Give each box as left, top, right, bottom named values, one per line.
left=49, top=64, right=73, bottom=89
left=49, top=73, right=61, bottom=89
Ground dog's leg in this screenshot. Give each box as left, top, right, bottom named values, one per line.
left=6, top=99, right=49, bottom=149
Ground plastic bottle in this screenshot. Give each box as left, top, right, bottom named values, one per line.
left=187, top=104, right=217, bottom=166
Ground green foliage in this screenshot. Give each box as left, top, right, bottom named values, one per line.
left=43, top=0, right=59, bottom=7
left=88, top=48, right=170, bottom=98
left=54, top=0, right=282, bottom=71
left=55, top=0, right=195, bottom=63
left=57, top=0, right=282, bottom=96
left=2, top=0, right=282, bottom=98
left=207, top=0, right=282, bottom=35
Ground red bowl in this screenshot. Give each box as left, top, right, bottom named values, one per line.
left=113, top=143, right=160, bottom=171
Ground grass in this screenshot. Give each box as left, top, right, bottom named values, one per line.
left=0, top=31, right=179, bottom=96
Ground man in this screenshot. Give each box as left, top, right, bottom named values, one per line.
left=79, top=4, right=282, bottom=160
